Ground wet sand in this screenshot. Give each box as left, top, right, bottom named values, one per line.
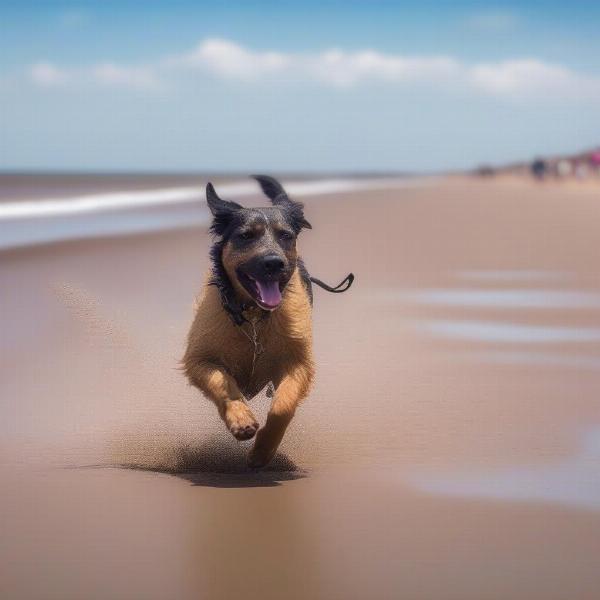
left=2, top=177, right=600, bottom=599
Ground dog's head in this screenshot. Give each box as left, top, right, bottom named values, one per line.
left=207, top=175, right=311, bottom=312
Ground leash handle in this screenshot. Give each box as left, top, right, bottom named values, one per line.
left=309, top=273, right=354, bottom=294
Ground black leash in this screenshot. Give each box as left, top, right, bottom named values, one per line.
left=309, top=273, right=354, bottom=294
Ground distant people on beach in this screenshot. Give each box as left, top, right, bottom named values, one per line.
left=531, top=158, right=547, bottom=180
left=590, top=149, right=600, bottom=176
left=476, top=165, right=495, bottom=177
left=574, top=161, right=589, bottom=180
left=556, top=159, right=573, bottom=178
left=479, top=147, right=600, bottom=182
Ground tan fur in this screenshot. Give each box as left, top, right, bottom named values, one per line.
left=183, top=267, right=314, bottom=467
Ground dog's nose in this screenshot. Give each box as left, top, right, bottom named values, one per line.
left=262, top=255, right=285, bottom=274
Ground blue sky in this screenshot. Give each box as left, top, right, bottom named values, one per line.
left=1, top=1, right=600, bottom=172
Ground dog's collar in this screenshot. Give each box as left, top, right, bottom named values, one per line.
left=223, top=298, right=269, bottom=327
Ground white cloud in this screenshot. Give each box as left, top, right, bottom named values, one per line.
left=172, top=38, right=460, bottom=87
left=307, top=49, right=461, bottom=86
left=29, top=61, right=159, bottom=90
left=469, top=59, right=600, bottom=100
left=171, top=38, right=600, bottom=99
left=26, top=38, right=600, bottom=102
left=178, top=38, right=290, bottom=81
left=92, top=63, right=160, bottom=90
left=30, top=62, right=69, bottom=86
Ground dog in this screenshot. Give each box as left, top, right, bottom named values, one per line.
left=183, top=175, right=353, bottom=468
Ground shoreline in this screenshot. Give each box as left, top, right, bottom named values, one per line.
left=0, top=175, right=430, bottom=250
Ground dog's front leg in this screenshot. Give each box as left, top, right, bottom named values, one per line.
left=187, top=361, right=259, bottom=441
left=247, top=365, right=313, bottom=468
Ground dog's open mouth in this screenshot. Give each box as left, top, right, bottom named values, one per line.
left=237, top=272, right=283, bottom=310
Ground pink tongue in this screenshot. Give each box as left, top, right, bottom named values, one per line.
left=255, top=280, right=282, bottom=308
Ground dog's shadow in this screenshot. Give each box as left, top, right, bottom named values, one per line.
left=114, top=437, right=307, bottom=488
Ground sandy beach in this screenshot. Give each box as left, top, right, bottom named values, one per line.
left=2, top=176, right=600, bottom=599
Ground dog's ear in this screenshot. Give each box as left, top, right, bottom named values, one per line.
left=206, top=183, right=242, bottom=236
left=253, top=175, right=289, bottom=205
left=253, top=175, right=312, bottom=232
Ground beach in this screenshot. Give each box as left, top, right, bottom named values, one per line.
left=2, top=175, right=600, bottom=599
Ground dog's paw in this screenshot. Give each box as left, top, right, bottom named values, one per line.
left=247, top=435, right=276, bottom=469
left=224, top=400, right=259, bottom=441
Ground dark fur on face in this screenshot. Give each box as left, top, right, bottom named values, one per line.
left=207, top=176, right=312, bottom=321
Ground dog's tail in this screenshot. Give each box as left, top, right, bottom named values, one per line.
left=309, top=273, right=354, bottom=294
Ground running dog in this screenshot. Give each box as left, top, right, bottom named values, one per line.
left=183, top=175, right=353, bottom=468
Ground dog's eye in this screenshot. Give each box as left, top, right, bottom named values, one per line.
left=278, top=231, right=294, bottom=241
left=239, top=231, right=255, bottom=241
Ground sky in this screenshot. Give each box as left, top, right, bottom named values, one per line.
left=1, top=1, right=600, bottom=173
